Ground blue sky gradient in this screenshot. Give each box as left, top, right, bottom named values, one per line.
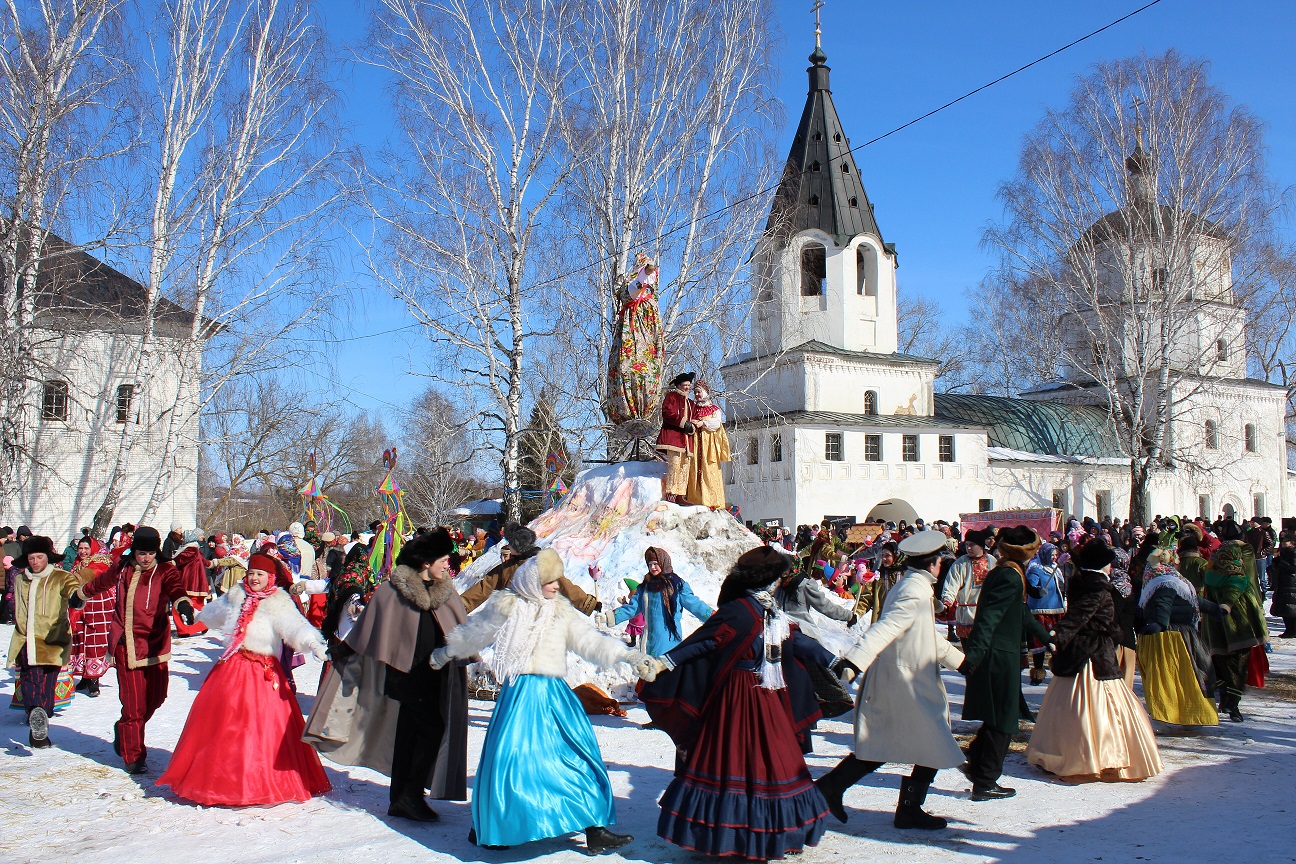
left=320, top=0, right=1296, bottom=418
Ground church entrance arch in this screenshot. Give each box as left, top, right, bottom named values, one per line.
left=866, top=498, right=920, bottom=525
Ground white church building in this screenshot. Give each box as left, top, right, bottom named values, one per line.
left=721, top=42, right=1289, bottom=528
left=8, top=232, right=203, bottom=539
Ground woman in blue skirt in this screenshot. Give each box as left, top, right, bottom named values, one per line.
left=432, top=548, right=657, bottom=854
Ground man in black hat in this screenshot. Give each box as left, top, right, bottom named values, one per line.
left=657, top=372, right=696, bottom=505
left=73, top=525, right=195, bottom=773
left=459, top=524, right=598, bottom=614
left=7, top=535, right=80, bottom=748
left=957, top=526, right=1053, bottom=801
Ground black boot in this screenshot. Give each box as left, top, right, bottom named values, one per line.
left=970, top=783, right=1016, bottom=801
left=113, top=720, right=122, bottom=756
left=124, top=758, right=149, bottom=774
left=85, top=678, right=100, bottom=698
left=585, top=826, right=632, bottom=854
left=387, top=794, right=440, bottom=822
left=467, top=827, right=509, bottom=850
left=27, top=707, right=50, bottom=748
left=74, top=677, right=91, bottom=693
left=894, top=776, right=946, bottom=829
left=815, top=756, right=876, bottom=823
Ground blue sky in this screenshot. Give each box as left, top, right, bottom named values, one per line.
left=321, top=0, right=1296, bottom=419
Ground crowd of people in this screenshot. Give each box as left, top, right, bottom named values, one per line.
left=0, top=502, right=1285, bottom=860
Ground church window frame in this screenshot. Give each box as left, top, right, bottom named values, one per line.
left=1198, top=494, right=1211, bottom=519
left=863, top=390, right=878, bottom=415
left=1216, top=339, right=1228, bottom=362
left=1253, top=493, right=1266, bottom=518
left=41, top=379, right=69, bottom=421
left=1243, top=423, right=1257, bottom=454
left=746, top=436, right=759, bottom=465
left=801, top=242, right=827, bottom=297
left=864, top=434, right=881, bottom=462
left=1152, top=266, right=1170, bottom=293
left=1204, top=420, right=1218, bottom=449
left=901, top=434, right=919, bottom=462
left=824, top=432, right=843, bottom=462
left=938, top=435, right=955, bottom=463
left=770, top=433, right=783, bottom=463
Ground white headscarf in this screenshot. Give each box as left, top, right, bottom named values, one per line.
left=489, top=554, right=560, bottom=684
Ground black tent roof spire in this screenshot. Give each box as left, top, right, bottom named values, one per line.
left=764, top=3, right=884, bottom=248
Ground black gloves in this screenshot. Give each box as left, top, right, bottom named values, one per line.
left=831, top=656, right=861, bottom=680
left=846, top=613, right=859, bottom=628
left=176, top=599, right=196, bottom=626
left=68, top=592, right=86, bottom=610
left=1140, top=622, right=1163, bottom=635
left=957, top=659, right=973, bottom=677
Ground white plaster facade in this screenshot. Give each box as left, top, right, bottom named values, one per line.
left=8, top=247, right=202, bottom=540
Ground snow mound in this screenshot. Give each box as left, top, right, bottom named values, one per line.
left=455, top=461, right=762, bottom=696
left=458, top=461, right=760, bottom=608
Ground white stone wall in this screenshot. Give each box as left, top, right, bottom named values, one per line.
left=11, top=328, right=199, bottom=540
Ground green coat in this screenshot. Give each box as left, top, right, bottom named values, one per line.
left=1178, top=553, right=1209, bottom=592
left=1201, top=542, right=1268, bottom=655
left=960, top=563, right=1051, bottom=734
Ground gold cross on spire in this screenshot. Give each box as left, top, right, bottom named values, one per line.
left=812, top=0, right=825, bottom=48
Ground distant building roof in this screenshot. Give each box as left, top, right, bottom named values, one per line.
left=933, top=393, right=1123, bottom=459
left=11, top=226, right=208, bottom=339
left=723, top=339, right=938, bottom=371
left=763, top=45, right=884, bottom=249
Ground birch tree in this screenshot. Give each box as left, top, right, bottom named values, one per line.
left=362, top=0, right=578, bottom=520
left=90, top=0, right=338, bottom=533
left=556, top=0, right=780, bottom=449
left=982, top=51, right=1294, bottom=522
left=0, top=0, right=128, bottom=516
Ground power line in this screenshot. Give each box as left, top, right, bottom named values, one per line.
left=323, top=0, right=1168, bottom=345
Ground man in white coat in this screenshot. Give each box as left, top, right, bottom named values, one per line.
left=816, top=530, right=966, bottom=830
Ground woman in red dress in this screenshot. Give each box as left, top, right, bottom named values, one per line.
left=68, top=538, right=114, bottom=697
left=157, top=553, right=331, bottom=806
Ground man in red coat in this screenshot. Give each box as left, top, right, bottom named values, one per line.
left=657, top=371, right=695, bottom=504
left=72, top=526, right=195, bottom=773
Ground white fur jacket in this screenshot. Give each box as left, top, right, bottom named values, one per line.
left=445, top=591, right=633, bottom=677
left=199, top=585, right=326, bottom=658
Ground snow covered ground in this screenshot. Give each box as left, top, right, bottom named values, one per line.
left=4, top=617, right=1295, bottom=864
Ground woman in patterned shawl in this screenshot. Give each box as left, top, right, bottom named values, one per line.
left=605, top=252, right=665, bottom=430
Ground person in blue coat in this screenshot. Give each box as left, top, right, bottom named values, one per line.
left=1026, top=542, right=1067, bottom=684
left=612, top=548, right=712, bottom=656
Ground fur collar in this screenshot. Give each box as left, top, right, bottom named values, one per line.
left=390, top=563, right=457, bottom=611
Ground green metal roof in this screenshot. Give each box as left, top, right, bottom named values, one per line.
left=933, top=393, right=1123, bottom=459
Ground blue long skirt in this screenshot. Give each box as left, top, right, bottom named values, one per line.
left=473, top=674, right=616, bottom=847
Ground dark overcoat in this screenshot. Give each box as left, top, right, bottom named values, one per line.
left=960, top=562, right=1051, bottom=733
left=1049, top=568, right=1122, bottom=679
left=303, top=564, right=471, bottom=800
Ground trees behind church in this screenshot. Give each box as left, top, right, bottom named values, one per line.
left=980, top=50, right=1296, bottom=523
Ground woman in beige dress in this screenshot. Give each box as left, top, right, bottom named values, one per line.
left=685, top=381, right=731, bottom=509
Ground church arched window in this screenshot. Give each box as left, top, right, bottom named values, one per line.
left=857, top=245, right=877, bottom=297
left=864, top=390, right=878, bottom=416
left=1216, top=339, right=1228, bottom=362
left=1244, top=423, right=1257, bottom=453
left=800, top=243, right=826, bottom=297
left=1204, top=420, right=1218, bottom=449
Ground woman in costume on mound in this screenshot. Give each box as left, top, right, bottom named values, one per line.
left=431, top=549, right=656, bottom=855
left=640, top=546, right=833, bottom=862
left=157, top=552, right=331, bottom=806
left=1024, top=540, right=1161, bottom=782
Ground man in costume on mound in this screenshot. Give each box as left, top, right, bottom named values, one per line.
left=73, top=526, right=196, bottom=774
left=657, top=372, right=695, bottom=505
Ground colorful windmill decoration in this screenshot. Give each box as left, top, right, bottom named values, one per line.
left=298, top=452, right=352, bottom=534
left=545, top=450, right=567, bottom=476
left=542, top=476, right=569, bottom=511
left=369, top=447, right=409, bottom=583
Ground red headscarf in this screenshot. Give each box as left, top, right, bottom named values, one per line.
left=220, top=556, right=282, bottom=662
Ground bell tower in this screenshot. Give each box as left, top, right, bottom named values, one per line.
left=751, top=20, right=898, bottom=357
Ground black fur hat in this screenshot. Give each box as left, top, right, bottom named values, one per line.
left=131, top=526, right=162, bottom=554
left=717, top=546, right=792, bottom=605
left=396, top=528, right=454, bottom=569
left=1073, top=539, right=1116, bottom=571
left=16, top=535, right=57, bottom=571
